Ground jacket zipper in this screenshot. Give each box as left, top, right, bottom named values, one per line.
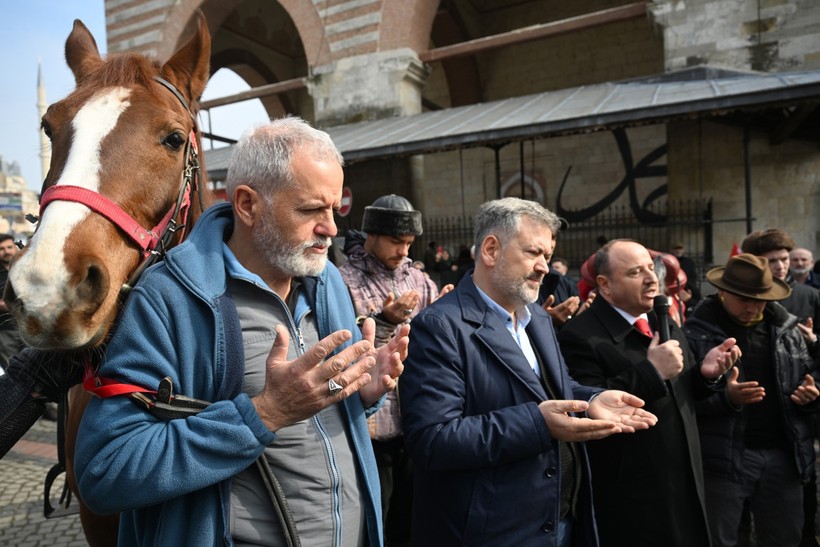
left=290, top=303, right=344, bottom=547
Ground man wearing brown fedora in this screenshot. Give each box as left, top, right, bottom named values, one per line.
left=741, top=228, right=820, bottom=347
left=684, top=253, right=820, bottom=547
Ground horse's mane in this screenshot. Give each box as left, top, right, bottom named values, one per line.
left=76, top=54, right=165, bottom=95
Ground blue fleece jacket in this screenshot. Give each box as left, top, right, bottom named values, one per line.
left=74, top=202, right=383, bottom=547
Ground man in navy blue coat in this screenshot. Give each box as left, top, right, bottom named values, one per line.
left=400, top=198, right=658, bottom=547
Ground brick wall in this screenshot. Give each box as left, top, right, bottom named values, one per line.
left=104, top=0, right=820, bottom=253
left=105, top=0, right=181, bottom=57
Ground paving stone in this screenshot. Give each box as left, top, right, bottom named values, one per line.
left=0, top=418, right=86, bottom=546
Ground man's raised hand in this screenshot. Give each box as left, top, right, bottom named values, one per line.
left=726, top=367, right=765, bottom=406
left=358, top=318, right=410, bottom=407
left=538, top=399, right=622, bottom=442
left=700, top=338, right=741, bottom=380
left=587, top=390, right=658, bottom=433
left=252, top=324, right=376, bottom=431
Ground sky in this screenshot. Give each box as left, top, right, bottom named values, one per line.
left=0, top=2, right=267, bottom=192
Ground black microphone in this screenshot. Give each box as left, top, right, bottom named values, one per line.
left=653, top=295, right=671, bottom=343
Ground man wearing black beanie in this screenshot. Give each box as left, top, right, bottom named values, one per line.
left=339, top=194, right=451, bottom=546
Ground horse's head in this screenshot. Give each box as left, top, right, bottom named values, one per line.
left=6, top=14, right=212, bottom=350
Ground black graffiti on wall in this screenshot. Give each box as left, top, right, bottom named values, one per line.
left=556, top=128, right=668, bottom=224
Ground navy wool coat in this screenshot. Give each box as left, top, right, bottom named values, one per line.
left=400, top=274, right=601, bottom=547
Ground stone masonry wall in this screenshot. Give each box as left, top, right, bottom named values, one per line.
left=668, top=119, right=820, bottom=264
left=651, top=0, right=820, bottom=72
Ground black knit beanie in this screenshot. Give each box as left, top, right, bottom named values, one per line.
left=361, top=194, right=423, bottom=236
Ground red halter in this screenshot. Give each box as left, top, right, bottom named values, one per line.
left=38, top=170, right=191, bottom=260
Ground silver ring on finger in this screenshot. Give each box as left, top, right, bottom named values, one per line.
left=404, top=308, right=413, bottom=315
left=328, top=378, right=343, bottom=396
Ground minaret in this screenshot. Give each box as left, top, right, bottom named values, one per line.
left=37, top=61, right=50, bottom=182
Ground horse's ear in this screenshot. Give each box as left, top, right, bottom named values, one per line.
left=65, top=19, right=103, bottom=84
left=162, top=11, right=211, bottom=103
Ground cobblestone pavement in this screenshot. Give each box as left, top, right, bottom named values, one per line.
left=0, top=417, right=87, bottom=546
left=1, top=418, right=819, bottom=547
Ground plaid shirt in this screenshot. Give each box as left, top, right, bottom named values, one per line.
left=339, top=237, right=439, bottom=439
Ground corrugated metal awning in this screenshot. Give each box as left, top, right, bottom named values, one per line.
left=204, top=67, right=820, bottom=179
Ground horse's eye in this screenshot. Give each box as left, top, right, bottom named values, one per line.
left=162, top=132, right=186, bottom=151
left=41, top=121, right=53, bottom=140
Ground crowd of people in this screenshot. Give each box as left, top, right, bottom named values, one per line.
left=0, top=233, right=22, bottom=375
left=3, top=116, right=819, bottom=547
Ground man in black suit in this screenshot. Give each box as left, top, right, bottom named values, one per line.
left=558, top=239, right=740, bottom=547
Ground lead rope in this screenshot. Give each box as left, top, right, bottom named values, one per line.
left=256, top=457, right=302, bottom=547
left=215, top=288, right=302, bottom=547
left=43, top=389, right=78, bottom=518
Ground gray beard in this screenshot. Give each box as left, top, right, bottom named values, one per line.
left=253, top=212, right=329, bottom=278
left=492, top=254, right=540, bottom=307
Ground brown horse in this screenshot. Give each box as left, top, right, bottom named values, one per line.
left=5, top=13, right=213, bottom=547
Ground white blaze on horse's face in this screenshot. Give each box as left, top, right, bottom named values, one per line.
left=64, top=88, right=132, bottom=191
left=9, top=87, right=131, bottom=349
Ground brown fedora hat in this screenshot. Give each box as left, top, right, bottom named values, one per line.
left=706, top=253, right=791, bottom=301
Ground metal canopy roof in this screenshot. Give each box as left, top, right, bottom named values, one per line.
left=204, top=68, right=820, bottom=179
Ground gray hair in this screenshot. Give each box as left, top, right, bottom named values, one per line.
left=225, top=115, right=343, bottom=203
left=473, top=197, right=562, bottom=251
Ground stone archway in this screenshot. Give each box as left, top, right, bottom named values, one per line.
left=157, top=0, right=330, bottom=83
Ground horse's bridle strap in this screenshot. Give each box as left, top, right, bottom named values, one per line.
left=40, top=185, right=159, bottom=256
left=153, top=76, right=195, bottom=120
left=82, top=362, right=210, bottom=421
left=83, top=370, right=154, bottom=399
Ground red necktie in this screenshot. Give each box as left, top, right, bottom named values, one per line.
left=633, top=317, right=653, bottom=338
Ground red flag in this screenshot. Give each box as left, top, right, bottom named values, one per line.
left=730, top=242, right=740, bottom=258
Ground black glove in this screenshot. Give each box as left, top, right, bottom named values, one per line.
left=5, top=348, right=84, bottom=402
left=0, top=349, right=84, bottom=459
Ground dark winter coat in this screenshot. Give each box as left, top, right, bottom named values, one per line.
left=683, top=295, right=820, bottom=483
left=557, top=296, right=713, bottom=547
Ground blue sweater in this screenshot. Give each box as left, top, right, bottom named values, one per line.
left=75, top=202, right=383, bottom=547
